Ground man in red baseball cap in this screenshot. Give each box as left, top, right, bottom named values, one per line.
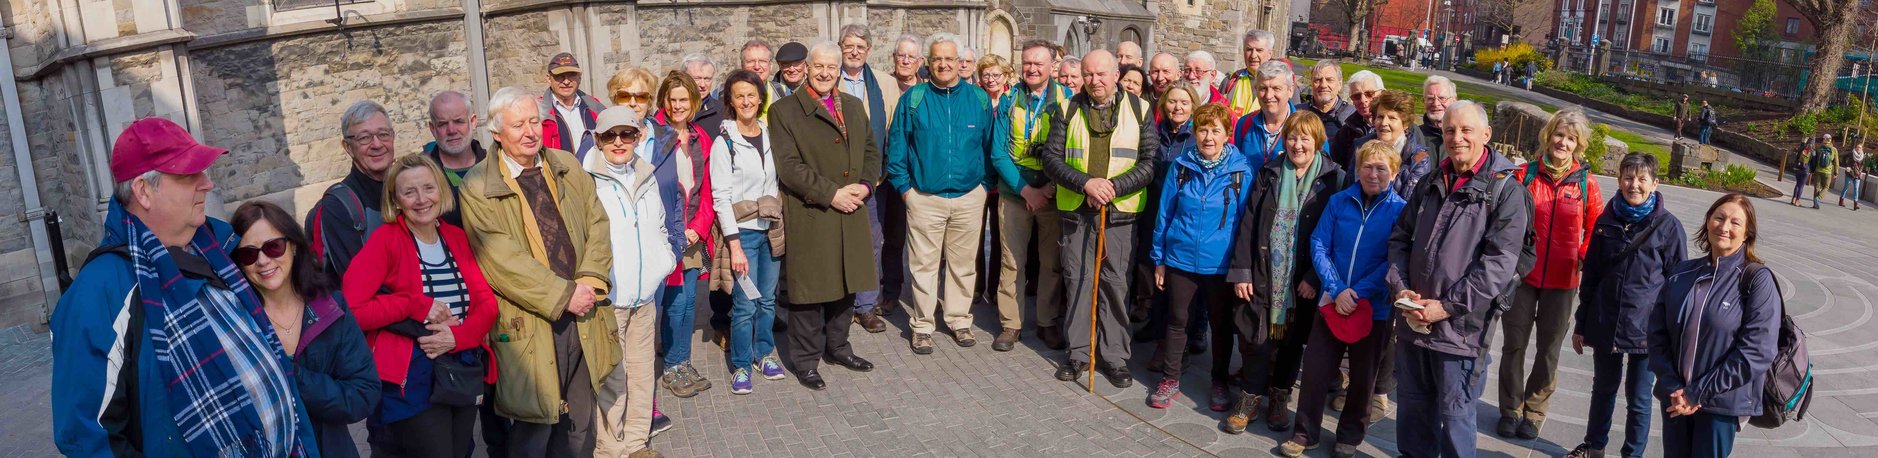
left=53, top=117, right=319, bottom=456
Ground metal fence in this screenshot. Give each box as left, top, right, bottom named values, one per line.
left=1554, top=47, right=1811, bottom=100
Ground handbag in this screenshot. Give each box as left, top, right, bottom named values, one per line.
left=430, top=349, right=486, bottom=407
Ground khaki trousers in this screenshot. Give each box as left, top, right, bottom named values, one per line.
left=1497, top=283, right=1578, bottom=422
left=594, top=303, right=658, bottom=457
left=903, top=188, right=987, bottom=335
left=997, top=195, right=1064, bottom=330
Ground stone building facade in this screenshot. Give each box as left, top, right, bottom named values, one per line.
left=0, top=0, right=1283, bottom=331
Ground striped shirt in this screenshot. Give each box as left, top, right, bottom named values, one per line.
left=416, top=236, right=468, bottom=319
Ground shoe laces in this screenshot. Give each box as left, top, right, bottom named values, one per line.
left=1154, top=379, right=1180, bottom=396
left=733, top=369, right=751, bottom=383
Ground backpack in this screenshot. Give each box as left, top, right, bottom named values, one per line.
left=1483, top=170, right=1538, bottom=319
left=1744, top=263, right=1815, bottom=429
left=309, top=182, right=381, bottom=271
left=1173, top=166, right=1246, bottom=230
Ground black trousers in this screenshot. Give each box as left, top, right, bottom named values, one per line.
left=382, top=404, right=477, bottom=458
left=507, top=317, right=596, bottom=457
left=1292, top=315, right=1388, bottom=446
left=1155, top=268, right=1228, bottom=379
left=477, top=382, right=510, bottom=457
left=1230, top=294, right=1316, bottom=393
left=785, top=294, right=857, bottom=371
left=1270, top=297, right=1317, bottom=392
left=1375, top=316, right=1399, bottom=395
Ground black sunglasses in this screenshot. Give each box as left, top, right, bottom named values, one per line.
left=232, top=237, right=290, bottom=267
left=596, top=128, right=642, bottom=145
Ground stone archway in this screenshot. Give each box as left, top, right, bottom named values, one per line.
left=988, top=11, right=1015, bottom=61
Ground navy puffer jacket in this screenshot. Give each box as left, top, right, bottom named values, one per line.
left=1575, top=194, right=1687, bottom=353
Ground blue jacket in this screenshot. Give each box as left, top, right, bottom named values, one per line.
left=1577, top=195, right=1687, bottom=353
left=886, top=81, right=994, bottom=197
left=1310, top=185, right=1408, bottom=320
left=1649, top=250, right=1781, bottom=416
left=295, top=293, right=379, bottom=458
left=1232, top=107, right=1291, bottom=172
left=1152, top=144, right=1256, bottom=275
left=52, top=213, right=321, bottom=457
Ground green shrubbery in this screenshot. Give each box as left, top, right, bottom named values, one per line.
left=1674, top=164, right=1760, bottom=192
left=1472, top=44, right=1552, bottom=74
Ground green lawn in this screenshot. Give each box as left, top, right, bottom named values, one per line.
left=1605, top=128, right=1671, bottom=167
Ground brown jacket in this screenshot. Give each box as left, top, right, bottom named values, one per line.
left=767, top=89, right=881, bottom=304
left=459, top=146, right=618, bottom=424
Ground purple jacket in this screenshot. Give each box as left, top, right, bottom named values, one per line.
left=1386, top=149, right=1532, bottom=357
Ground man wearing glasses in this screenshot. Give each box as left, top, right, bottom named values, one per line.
left=306, top=99, right=396, bottom=280
left=888, top=34, right=926, bottom=92
left=542, top=52, right=606, bottom=163
left=837, top=23, right=907, bottom=333
left=1417, top=76, right=1458, bottom=164
left=1329, top=70, right=1386, bottom=172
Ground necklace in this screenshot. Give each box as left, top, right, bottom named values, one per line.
left=265, top=299, right=305, bottom=333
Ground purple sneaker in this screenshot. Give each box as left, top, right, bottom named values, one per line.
left=760, top=356, right=786, bottom=380
left=731, top=368, right=753, bottom=395
left=1210, top=383, right=1232, bottom=412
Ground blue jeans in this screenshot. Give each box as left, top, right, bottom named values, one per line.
left=728, top=231, right=780, bottom=369
left=1699, top=126, right=1713, bottom=145
left=1662, top=412, right=1737, bottom=458
left=1584, top=351, right=1654, bottom=457
left=1397, top=344, right=1486, bottom=458
left=1844, top=174, right=1864, bottom=201
left=659, top=267, right=702, bottom=368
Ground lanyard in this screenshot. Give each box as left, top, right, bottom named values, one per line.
left=1021, top=86, right=1048, bottom=139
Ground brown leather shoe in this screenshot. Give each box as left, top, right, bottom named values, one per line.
left=992, top=328, right=1020, bottom=352
left=1038, top=325, right=1066, bottom=350
left=1265, top=388, right=1293, bottom=431
left=855, top=310, right=887, bottom=333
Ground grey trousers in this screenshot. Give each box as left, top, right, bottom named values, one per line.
left=1497, top=283, right=1577, bottom=421
left=1059, top=211, right=1134, bottom=367
left=507, top=316, right=597, bottom=457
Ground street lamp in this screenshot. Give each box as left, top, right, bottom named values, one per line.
left=1075, top=15, right=1103, bottom=52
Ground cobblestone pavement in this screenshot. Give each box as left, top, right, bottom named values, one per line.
left=6, top=184, right=1878, bottom=457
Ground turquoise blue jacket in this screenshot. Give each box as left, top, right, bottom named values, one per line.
left=886, top=81, right=994, bottom=197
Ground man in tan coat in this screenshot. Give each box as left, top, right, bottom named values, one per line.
left=769, top=41, right=881, bottom=390
left=460, top=86, right=618, bottom=456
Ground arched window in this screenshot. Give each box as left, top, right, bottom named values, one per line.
left=1121, top=27, right=1143, bottom=48
left=990, top=15, right=1015, bottom=61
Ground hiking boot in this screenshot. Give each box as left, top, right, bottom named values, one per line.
left=759, top=356, right=786, bottom=380
left=1495, top=416, right=1520, bottom=438
left=1147, top=378, right=1180, bottom=408
left=730, top=368, right=753, bottom=395
left=992, top=328, right=1020, bottom=352
left=1278, top=439, right=1317, bottom=457
left=856, top=310, right=887, bottom=333
left=1038, top=325, right=1066, bottom=350
left=1056, top=360, right=1088, bottom=381
left=1223, top=391, right=1261, bottom=434
left=680, top=363, right=711, bottom=394
left=660, top=366, right=702, bottom=398
left=954, top=328, right=978, bottom=347
left=1100, top=363, right=1133, bottom=388
left=1265, top=388, right=1294, bottom=431
left=1516, top=418, right=1541, bottom=440
left=911, top=333, right=935, bottom=354
left=1209, top=383, right=1233, bottom=412
left=1562, top=444, right=1605, bottom=458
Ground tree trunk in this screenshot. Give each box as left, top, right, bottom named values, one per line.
left=1799, top=6, right=1856, bottom=111
left=1348, top=17, right=1368, bottom=56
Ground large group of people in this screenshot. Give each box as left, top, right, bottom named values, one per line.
left=51, top=23, right=1797, bottom=458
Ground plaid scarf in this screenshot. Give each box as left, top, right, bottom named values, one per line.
left=805, top=84, right=847, bottom=140
left=104, top=201, right=309, bottom=456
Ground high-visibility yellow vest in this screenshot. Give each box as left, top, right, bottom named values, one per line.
left=1007, top=84, right=1070, bottom=171
left=1224, top=70, right=1262, bottom=122
left=1057, top=94, right=1148, bottom=213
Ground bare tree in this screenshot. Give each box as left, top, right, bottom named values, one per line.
left=1476, top=0, right=1550, bottom=46
left=1790, top=0, right=1860, bottom=111
left=1330, top=0, right=1388, bottom=57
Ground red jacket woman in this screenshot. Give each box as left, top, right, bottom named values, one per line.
left=342, top=216, right=500, bottom=386
left=1512, top=159, right=1606, bottom=289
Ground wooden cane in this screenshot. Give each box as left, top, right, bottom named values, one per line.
left=1087, top=205, right=1108, bottom=393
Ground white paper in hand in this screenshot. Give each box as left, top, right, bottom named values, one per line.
left=1394, top=298, right=1433, bottom=334
left=737, top=273, right=761, bottom=299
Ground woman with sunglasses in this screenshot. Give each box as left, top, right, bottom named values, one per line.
left=587, top=106, right=678, bottom=458
left=707, top=70, right=786, bottom=394
left=342, top=154, right=499, bottom=458
left=230, top=201, right=379, bottom=458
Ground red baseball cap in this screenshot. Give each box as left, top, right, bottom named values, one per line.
left=110, top=117, right=227, bottom=183
left=1319, top=299, right=1375, bottom=344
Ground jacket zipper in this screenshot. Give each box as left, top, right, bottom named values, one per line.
left=1347, top=193, right=1377, bottom=289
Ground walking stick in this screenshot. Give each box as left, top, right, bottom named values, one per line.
left=1087, top=205, right=1108, bottom=393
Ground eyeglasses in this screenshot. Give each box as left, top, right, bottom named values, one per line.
left=232, top=237, right=289, bottom=267
left=596, top=128, right=642, bottom=145
left=346, top=131, right=394, bottom=145
left=614, top=91, right=651, bottom=104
